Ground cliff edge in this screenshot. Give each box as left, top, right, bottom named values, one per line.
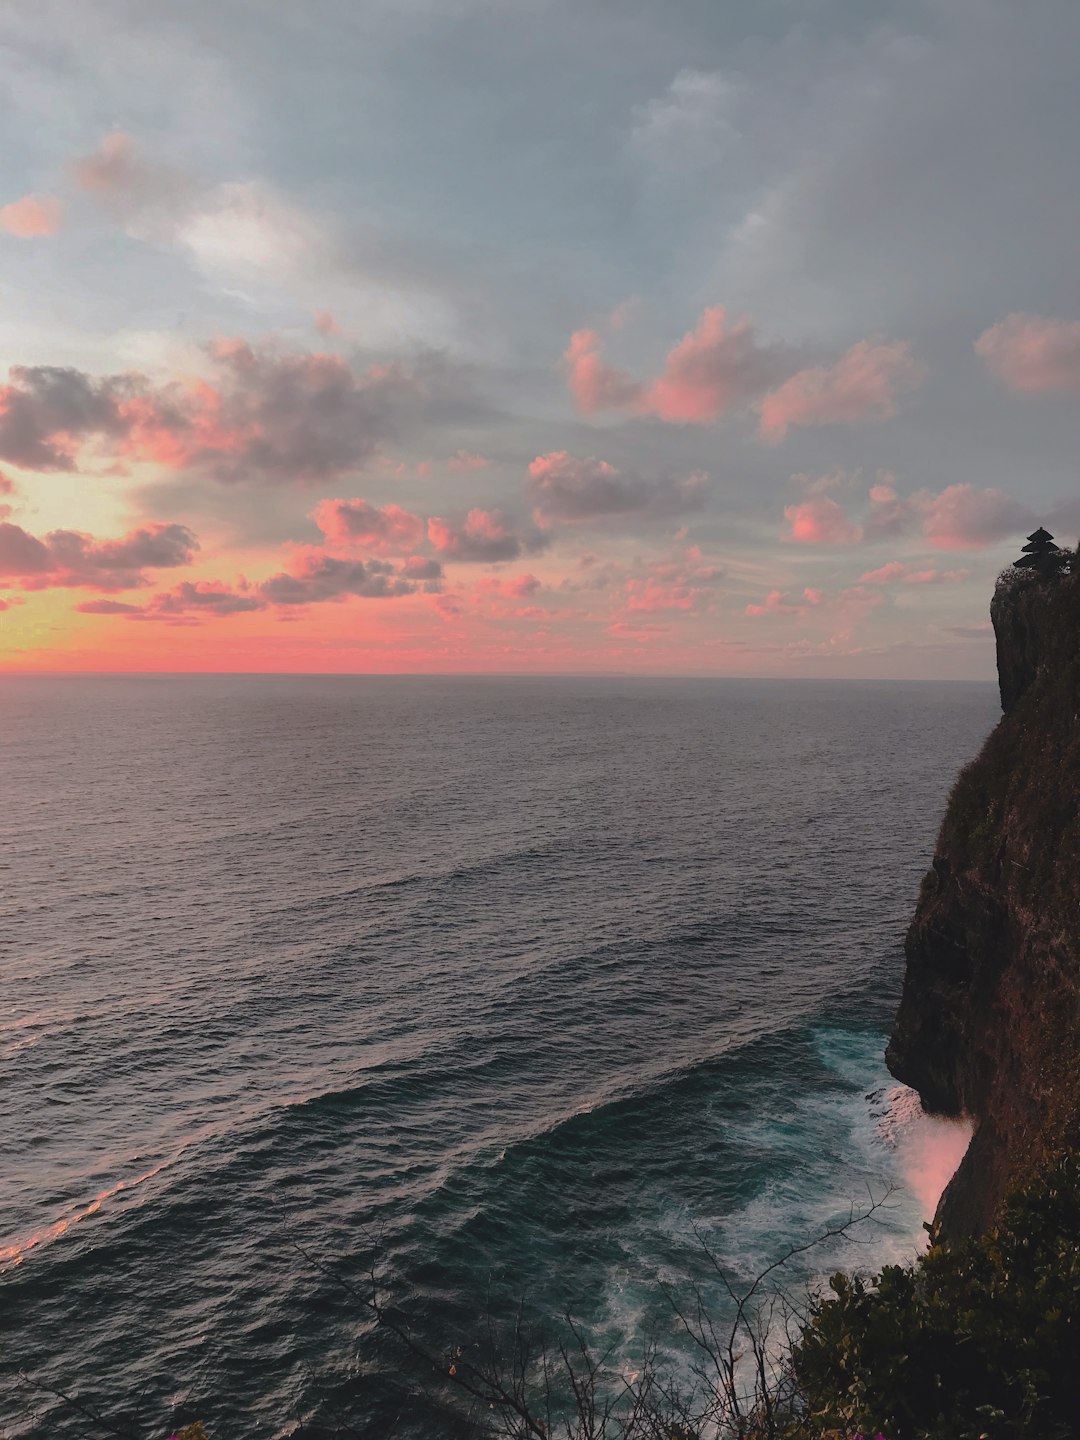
left=886, top=558, right=1080, bottom=1241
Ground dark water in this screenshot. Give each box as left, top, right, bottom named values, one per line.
left=0, top=676, right=995, bottom=1438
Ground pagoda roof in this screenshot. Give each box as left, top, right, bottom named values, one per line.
left=1026, top=527, right=1055, bottom=542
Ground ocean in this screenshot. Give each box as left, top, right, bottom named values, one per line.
left=0, top=675, right=995, bottom=1438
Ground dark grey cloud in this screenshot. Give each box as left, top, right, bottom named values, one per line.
left=0, top=367, right=135, bottom=471
left=426, top=508, right=546, bottom=563
left=259, top=554, right=418, bottom=605
left=154, top=581, right=264, bottom=616
left=527, top=450, right=706, bottom=524
left=0, top=520, right=197, bottom=590
left=0, top=342, right=484, bottom=486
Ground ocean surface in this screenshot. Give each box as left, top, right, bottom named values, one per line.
left=0, top=675, right=996, bottom=1438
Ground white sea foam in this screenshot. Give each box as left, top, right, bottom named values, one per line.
left=871, top=1082, right=973, bottom=1221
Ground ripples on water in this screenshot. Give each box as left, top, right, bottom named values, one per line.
left=0, top=675, right=994, bottom=1437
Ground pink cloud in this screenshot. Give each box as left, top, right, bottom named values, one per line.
left=69, top=132, right=140, bottom=195
left=563, top=329, right=642, bottom=414
left=975, top=313, right=1080, bottom=392
left=608, top=620, right=671, bottom=641
left=75, top=599, right=144, bottom=615
left=446, top=450, right=491, bottom=473
left=641, top=307, right=778, bottom=423
left=400, top=555, right=443, bottom=581
left=786, top=481, right=1031, bottom=552
left=67, top=131, right=193, bottom=225
left=313, top=310, right=341, bottom=336
left=474, top=573, right=541, bottom=599
left=312, top=498, right=426, bottom=553
left=915, top=484, right=1031, bottom=551
left=0, top=520, right=197, bottom=591
left=783, top=496, right=862, bottom=546
left=428, top=508, right=537, bottom=563
left=859, top=561, right=908, bottom=584
left=564, top=309, right=777, bottom=424
left=744, top=586, right=821, bottom=617
left=0, top=194, right=64, bottom=238
left=152, top=580, right=265, bottom=617
left=433, top=593, right=462, bottom=619
left=905, top=567, right=969, bottom=584
left=623, top=553, right=724, bottom=613
left=759, top=340, right=924, bottom=441
left=564, top=311, right=921, bottom=439
left=864, top=480, right=907, bottom=539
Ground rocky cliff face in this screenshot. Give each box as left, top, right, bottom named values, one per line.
left=886, top=560, right=1080, bottom=1241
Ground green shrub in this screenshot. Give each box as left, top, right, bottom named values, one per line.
left=790, top=1155, right=1080, bottom=1440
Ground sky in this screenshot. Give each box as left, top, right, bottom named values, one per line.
left=1, top=0, right=1078, bottom=677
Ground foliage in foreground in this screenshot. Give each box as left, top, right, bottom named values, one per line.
left=791, top=1154, right=1080, bottom=1440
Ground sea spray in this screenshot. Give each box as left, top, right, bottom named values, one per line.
left=872, top=1083, right=973, bottom=1223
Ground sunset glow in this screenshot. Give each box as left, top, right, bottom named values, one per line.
left=1, top=4, right=1077, bottom=677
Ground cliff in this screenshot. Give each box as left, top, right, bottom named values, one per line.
left=886, top=558, right=1080, bottom=1241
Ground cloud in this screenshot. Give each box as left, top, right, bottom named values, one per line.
left=904, top=567, right=969, bottom=584
left=259, top=551, right=426, bottom=605
left=70, top=134, right=314, bottom=291
left=75, top=599, right=144, bottom=614
left=446, top=449, right=491, bottom=473
left=0, top=520, right=197, bottom=591
left=783, top=496, right=862, bottom=545
left=67, top=133, right=459, bottom=346
left=791, top=469, right=861, bottom=496
left=864, top=480, right=907, bottom=539
left=622, top=551, right=724, bottom=613
left=312, top=498, right=426, bottom=552
left=0, top=472, right=13, bottom=494
left=0, top=194, right=63, bottom=238
left=859, top=561, right=969, bottom=584
left=914, top=483, right=1031, bottom=551
left=975, top=313, right=1080, bottom=393
left=858, top=561, right=908, bottom=584
left=528, top=451, right=705, bottom=524
left=745, top=587, right=821, bottom=617
left=0, top=340, right=455, bottom=483
left=565, top=308, right=779, bottom=424
left=0, top=366, right=135, bottom=471
left=630, top=69, right=740, bottom=172
left=427, top=508, right=539, bottom=563
left=564, top=311, right=919, bottom=436
left=641, top=307, right=780, bottom=423
left=759, top=340, right=924, bottom=441
left=69, top=132, right=178, bottom=209
left=153, top=581, right=265, bottom=616
left=474, top=573, right=541, bottom=599
left=563, top=330, right=643, bottom=414
left=783, top=479, right=1029, bottom=551
left=400, top=555, right=443, bottom=581
left=84, top=545, right=441, bottom=620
